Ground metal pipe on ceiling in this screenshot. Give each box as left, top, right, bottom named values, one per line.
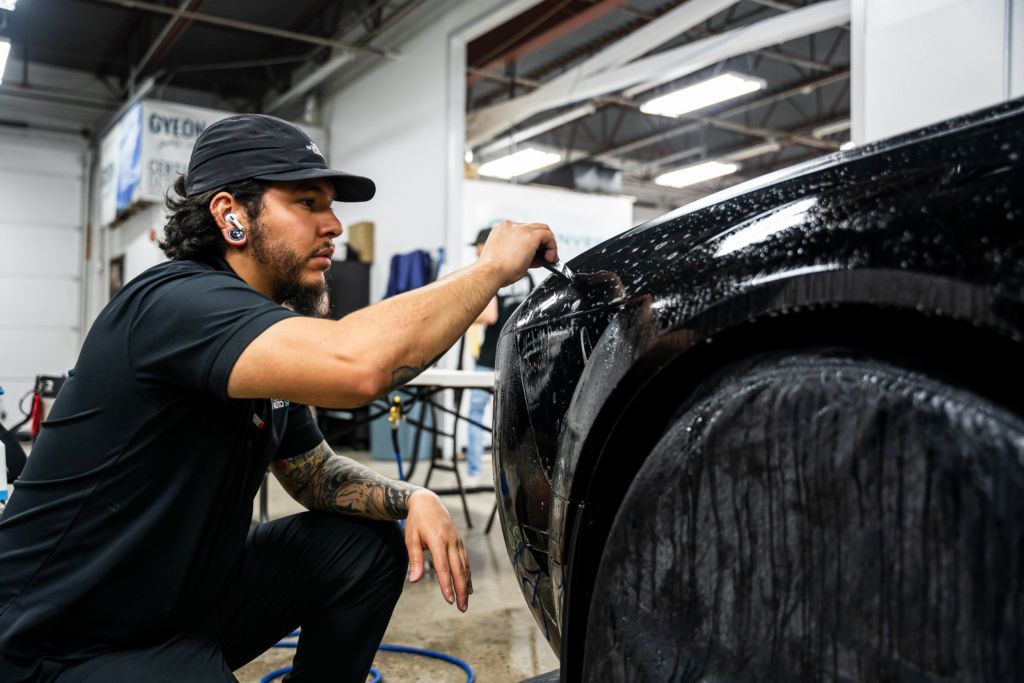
left=748, top=0, right=800, bottom=10
left=131, top=0, right=204, bottom=87
left=264, top=52, right=355, bottom=114
left=478, top=103, right=597, bottom=156
left=89, top=0, right=398, bottom=59
left=263, top=0, right=427, bottom=116
left=468, top=0, right=632, bottom=86
left=0, top=82, right=119, bottom=109
left=468, top=0, right=849, bottom=147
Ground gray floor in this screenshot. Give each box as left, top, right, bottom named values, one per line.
left=236, top=450, right=560, bottom=683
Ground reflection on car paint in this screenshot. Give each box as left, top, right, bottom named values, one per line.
left=491, top=97, right=1024, bottom=659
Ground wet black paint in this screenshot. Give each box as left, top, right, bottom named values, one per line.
left=492, top=97, right=1024, bottom=663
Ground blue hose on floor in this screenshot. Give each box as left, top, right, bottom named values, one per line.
left=259, top=631, right=475, bottom=683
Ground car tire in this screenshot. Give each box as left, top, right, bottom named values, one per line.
left=581, top=348, right=1024, bottom=682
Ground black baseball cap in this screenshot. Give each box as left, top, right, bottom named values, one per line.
left=184, top=114, right=375, bottom=202
left=470, top=228, right=491, bottom=246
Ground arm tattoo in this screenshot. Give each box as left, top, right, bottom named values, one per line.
left=388, top=352, right=446, bottom=391
left=390, top=366, right=422, bottom=390
left=271, top=440, right=423, bottom=520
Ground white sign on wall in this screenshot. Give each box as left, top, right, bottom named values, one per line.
left=99, top=101, right=326, bottom=226
left=461, top=179, right=635, bottom=271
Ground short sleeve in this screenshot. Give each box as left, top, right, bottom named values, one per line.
left=130, top=269, right=298, bottom=399
left=277, top=402, right=325, bottom=460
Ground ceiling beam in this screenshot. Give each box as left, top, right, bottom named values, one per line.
left=468, top=0, right=633, bottom=86
left=0, top=82, right=119, bottom=110
left=747, top=0, right=800, bottom=10
left=625, top=116, right=848, bottom=181
left=264, top=0, right=428, bottom=116
left=130, top=0, right=204, bottom=92
left=621, top=0, right=849, bottom=97
left=264, top=53, right=355, bottom=114
left=594, top=68, right=849, bottom=160
left=87, top=0, right=398, bottom=58
left=468, top=0, right=849, bottom=147
left=468, top=0, right=744, bottom=146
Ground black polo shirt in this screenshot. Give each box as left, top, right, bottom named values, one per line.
left=0, top=256, right=324, bottom=681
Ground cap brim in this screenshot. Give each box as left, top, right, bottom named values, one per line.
left=253, top=167, right=376, bottom=202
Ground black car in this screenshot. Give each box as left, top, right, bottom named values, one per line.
left=493, top=98, right=1024, bottom=682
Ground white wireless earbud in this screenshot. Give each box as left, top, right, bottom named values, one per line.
left=225, top=213, right=245, bottom=231
left=225, top=213, right=246, bottom=242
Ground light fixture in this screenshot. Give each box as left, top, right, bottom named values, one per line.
left=655, top=160, right=738, bottom=189
left=840, top=141, right=856, bottom=151
left=811, top=119, right=851, bottom=139
left=464, top=150, right=474, bottom=164
left=0, top=39, right=10, bottom=87
left=0, top=1, right=16, bottom=11
left=641, top=72, right=766, bottom=118
left=477, top=148, right=561, bottom=179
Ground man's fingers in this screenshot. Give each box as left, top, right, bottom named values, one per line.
left=460, top=544, right=474, bottom=595
left=428, top=536, right=455, bottom=604
left=450, top=543, right=472, bottom=611
left=535, top=226, right=559, bottom=265
left=406, top=531, right=424, bottom=583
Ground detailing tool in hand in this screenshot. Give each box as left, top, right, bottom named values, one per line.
left=533, top=248, right=574, bottom=286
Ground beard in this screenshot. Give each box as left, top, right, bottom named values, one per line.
left=248, top=218, right=331, bottom=318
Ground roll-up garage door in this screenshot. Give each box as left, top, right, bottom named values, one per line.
left=0, top=131, right=86, bottom=424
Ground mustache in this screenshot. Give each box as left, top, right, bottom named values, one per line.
left=309, top=243, right=334, bottom=259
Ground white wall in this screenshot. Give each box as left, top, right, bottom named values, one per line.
left=461, top=180, right=634, bottom=269
left=0, top=129, right=88, bottom=421
left=852, top=0, right=1023, bottom=143
left=324, top=0, right=541, bottom=302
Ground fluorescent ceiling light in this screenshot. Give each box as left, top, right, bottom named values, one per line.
left=0, top=40, right=10, bottom=87
left=812, top=119, right=851, bottom=139
left=0, top=1, right=16, bottom=11
left=477, top=148, right=561, bottom=179
left=655, top=160, right=738, bottom=189
left=641, top=72, right=766, bottom=118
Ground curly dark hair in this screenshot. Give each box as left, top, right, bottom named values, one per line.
left=159, top=176, right=268, bottom=260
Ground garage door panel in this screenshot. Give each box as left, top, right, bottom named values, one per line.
left=0, top=277, right=80, bottom=328
left=0, top=225, right=82, bottom=277
left=0, top=135, right=85, bottom=425
left=0, top=174, right=83, bottom=226
left=0, top=330, right=78, bottom=378
left=0, top=137, right=84, bottom=176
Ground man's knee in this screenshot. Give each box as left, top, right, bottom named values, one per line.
left=300, top=513, right=407, bottom=584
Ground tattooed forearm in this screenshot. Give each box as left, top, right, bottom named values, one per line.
left=271, top=440, right=422, bottom=520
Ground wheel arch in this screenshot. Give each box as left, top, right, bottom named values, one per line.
left=554, top=268, right=1024, bottom=680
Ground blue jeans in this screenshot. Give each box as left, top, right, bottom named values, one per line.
left=466, top=363, right=493, bottom=477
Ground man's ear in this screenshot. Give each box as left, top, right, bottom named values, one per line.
left=209, top=192, right=247, bottom=247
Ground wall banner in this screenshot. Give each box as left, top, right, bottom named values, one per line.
left=98, top=101, right=326, bottom=226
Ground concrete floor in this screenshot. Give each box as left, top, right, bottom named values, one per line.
left=236, top=450, right=560, bottom=683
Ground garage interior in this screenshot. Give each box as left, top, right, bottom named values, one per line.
left=0, top=1, right=1022, bottom=682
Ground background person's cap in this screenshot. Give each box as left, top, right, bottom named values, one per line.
left=184, top=114, right=375, bottom=202
left=470, top=228, right=492, bottom=246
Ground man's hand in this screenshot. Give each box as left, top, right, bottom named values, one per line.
left=478, top=219, right=559, bottom=287
left=405, top=489, right=473, bottom=612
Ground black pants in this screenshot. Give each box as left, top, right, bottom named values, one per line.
left=55, top=512, right=407, bottom=683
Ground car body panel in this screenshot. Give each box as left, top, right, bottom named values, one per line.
left=493, top=96, right=1024, bottom=661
